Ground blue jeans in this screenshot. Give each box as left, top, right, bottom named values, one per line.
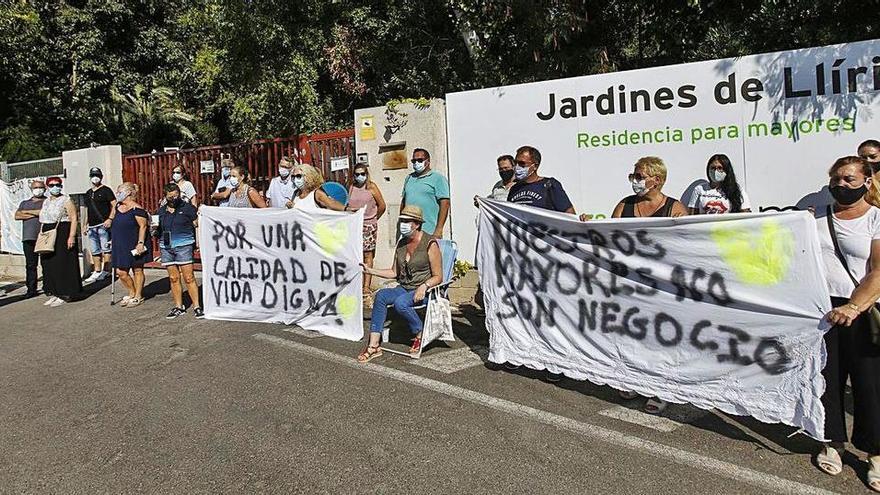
left=87, top=225, right=111, bottom=255
left=370, top=286, right=425, bottom=334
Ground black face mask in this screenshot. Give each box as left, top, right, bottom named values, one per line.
left=830, top=184, right=868, bottom=205
left=498, top=169, right=515, bottom=183
left=167, top=197, right=181, bottom=208
left=871, top=162, right=880, bottom=175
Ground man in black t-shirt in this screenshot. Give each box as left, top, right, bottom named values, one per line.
left=84, top=167, right=117, bottom=283
left=507, top=145, right=576, bottom=214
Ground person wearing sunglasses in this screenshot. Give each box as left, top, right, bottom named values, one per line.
left=401, top=148, right=450, bottom=238
left=286, top=164, right=347, bottom=211
left=347, top=164, right=387, bottom=305
left=38, top=177, right=82, bottom=307
left=265, top=156, right=297, bottom=208
left=858, top=140, right=880, bottom=208
left=507, top=145, right=575, bottom=214
left=612, top=156, right=686, bottom=414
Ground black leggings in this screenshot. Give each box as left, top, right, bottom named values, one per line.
left=822, top=297, right=880, bottom=453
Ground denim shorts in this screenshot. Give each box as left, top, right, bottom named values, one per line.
left=87, top=225, right=111, bottom=255
left=159, top=243, right=195, bottom=266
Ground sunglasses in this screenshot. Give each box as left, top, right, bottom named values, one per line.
left=628, top=173, right=649, bottom=181
left=293, top=174, right=304, bottom=179
left=410, top=158, right=426, bottom=164
left=355, top=173, right=367, bottom=177
left=514, top=160, right=533, bottom=167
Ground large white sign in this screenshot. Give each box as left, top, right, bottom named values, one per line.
left=199, top=206, right=364, bottom=341
left=0, top=178, right=39, bottom=255
left=477, top=199, right=831, bottom=439
left=449, top=40, right=880, bottom=260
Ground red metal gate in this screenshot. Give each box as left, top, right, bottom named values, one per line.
left=122, top=129, right=355, bottom=212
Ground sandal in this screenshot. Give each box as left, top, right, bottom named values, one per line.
left=409, top=336, right=422, bottom=354
left=644, top=397, right=669, bottom=414
left=868, top=456, right=880, bottom=491
left=815, top=445, right=843, bottom=476
left=357, top=344, right=383, bottom=363
left=619, top=390, right=638, bottom=400
left=119, top=296, right=132, bottom=307
left=126, top=297, right=143, bottom=308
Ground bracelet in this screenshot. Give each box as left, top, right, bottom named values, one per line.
left=137, top=241, right=145, bottom=245
left=846, top=302, right=860, bottom=312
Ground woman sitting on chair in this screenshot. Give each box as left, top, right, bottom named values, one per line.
left=358, top=205, right=443, bottom=362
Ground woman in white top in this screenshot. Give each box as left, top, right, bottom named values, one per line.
left=171, top=165, right=198, bottom=207
left=687, top=154, right=751, bottom=214
left=286, top=163, right=346, bottom=212
left=38, top=177, right=82, bottom=306
left=813, top=156, right=880, bottom=491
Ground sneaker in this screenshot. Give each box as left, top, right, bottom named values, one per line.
left=166, top=307, right=186, bottom=319
left=194, top=307, right=204, bottom=319
left=43, top=296, right=59, bottom=306
left=84, top=272, right=101, bottom=284
left=49, top=297, right=67, bottom=307
left=503, top=362, right=522, bottom=371
left=95, top=271, right=109, bottom=281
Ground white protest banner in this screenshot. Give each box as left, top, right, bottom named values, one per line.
left=449, top=39, right=880, bottom=261
left=477, top=199, right=831, bottom=439
left=0, top=178, right=40, bottom=255
left=199, top=206, right=364, bottom=341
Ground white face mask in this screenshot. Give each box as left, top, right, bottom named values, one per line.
left=399, top=222, right=414, bottom=237
left=279, top=168, right=291, bottom=178
left=293, top=177, right=305, bottom=190
left=631, top=179, right=648, bottom=196
left=32, top=188, right=45, bottom=197
left=229, top=176, right=240, bottom=187
left=412, top=160, right=427, bottom=174
left=711, top=170, right=727, bottom=183
left=172, top=172, right=182, bottom=182
left=90, top=176, right=102, bottom=185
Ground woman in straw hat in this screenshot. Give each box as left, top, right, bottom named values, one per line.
left=358, top=205, right=443, bottom=362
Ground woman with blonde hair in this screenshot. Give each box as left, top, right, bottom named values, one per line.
left=110, top=182, right=150, bottom=307
left=286, top=163, right=347, bottom=212
left=225, top=165, right=267, bottom=208
left=348, top=164, right=387, bottom=302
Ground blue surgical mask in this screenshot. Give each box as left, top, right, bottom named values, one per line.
left=115, top=191, right=129, bottom=202
left=711, top=170, right=727, bottom=183
left=354, top=173, right=367, bottom=185
left=221, top=167, right=231, bottom=178
left=412, top=160, right=426, bottom=174
left=172, top=172, right=182, bottom=182
left=514, top=165, right=530, bottom=181
left=399, top=222, right=414, bottom=237
left=49, top=186, right=62, bottom=196
left=229, top=176, right=240, bottom=187
left=293, top=177, right=305, bottom=189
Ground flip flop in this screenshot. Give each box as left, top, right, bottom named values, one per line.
left=644, top=397, right=669, bottom=414
left=816, top=446, right=843, bottom=476
left=867, top=456, right=880, bottom=491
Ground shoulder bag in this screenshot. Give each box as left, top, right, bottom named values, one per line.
left=826, top=205, right=880, bottom=345
left=34, top=221, right=60, bottom=254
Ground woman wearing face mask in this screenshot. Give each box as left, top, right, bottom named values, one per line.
left=225, top=166, right=267, bottom=208
left=611, top=157, right=686, bottom=414
left=109, top=182, right=150, bottom=307
left=358, top=206, right=443, bottom=362
left=211, top=158, right=235, bottom=207
left=156, top=182, right=203, bottom=319
left=170, top=166, right=198, bottom=207
left=38, top=177, right=81, bottom=307
left=286, top=164, right=347, bottom=211
left=612, top=156, right=688, bottom=220
left=687, top=154, right=752, bottom=215
left=813, top=156, right=880, bottom=491
left=347, top=164, right=387, bottom=304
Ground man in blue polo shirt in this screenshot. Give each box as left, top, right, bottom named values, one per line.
left=401, top=148, right=450, bottom=238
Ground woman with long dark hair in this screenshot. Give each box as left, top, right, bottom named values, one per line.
left=687, top=154, right=752, bottom=215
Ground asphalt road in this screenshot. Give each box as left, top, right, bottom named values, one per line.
left=0, top=273, right=872, bottom=493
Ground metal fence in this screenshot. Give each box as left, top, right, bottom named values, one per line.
left=1, top=157, right=63, bottom=182
left=122, top=130, right=356, bottom=212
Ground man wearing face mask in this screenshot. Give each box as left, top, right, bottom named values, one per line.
left=265, top=156, right=296, bottom=208
left=401, top=148, right=450, bottom=238
left=210, top=157, right=235, bottom=207
left=507, top=146, right=576, bottom=214
left=473, top=155, right=515, bottom=207
left=83, top=167, right=117, bottom=283
left=14, top=180, right=47, bottom=298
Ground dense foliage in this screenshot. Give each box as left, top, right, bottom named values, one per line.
left=0, top=0, right=876, bottom=160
